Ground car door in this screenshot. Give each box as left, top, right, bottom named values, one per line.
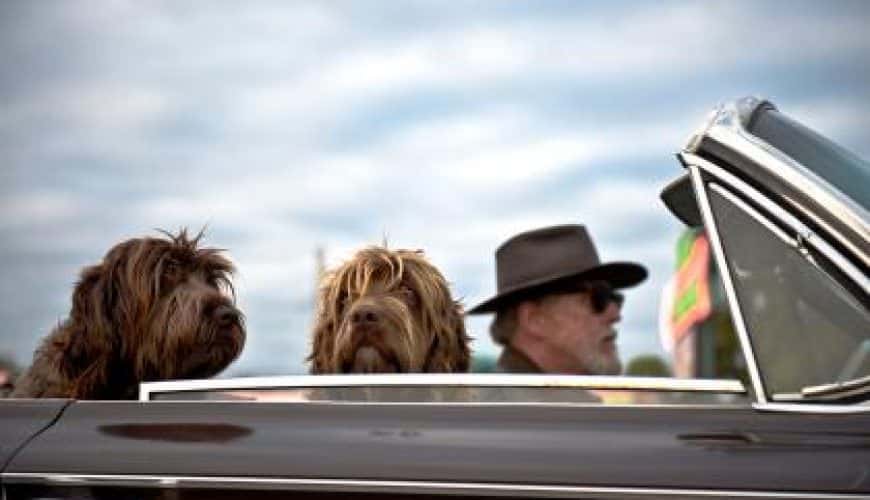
left=0, top=399, right=71, bottom=472
left=3, top=395, right=870, bottom=500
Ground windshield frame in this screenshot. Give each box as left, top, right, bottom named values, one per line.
left=685, top=97, right=869, bottom=272
left=747, top=104, right=870, bottom=212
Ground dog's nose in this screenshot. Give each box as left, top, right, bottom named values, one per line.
left=214, top=305, right=242, bottom=327
left=350, top=305, right=380, bottom=326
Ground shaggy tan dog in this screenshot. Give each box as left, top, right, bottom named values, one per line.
left=309, top=247, right=470, bottom=374
left=12, top=229, right=245, bottom=399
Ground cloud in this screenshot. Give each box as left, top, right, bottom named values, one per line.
left=0, top=191, right=84, bottom=228
left=1, top=1, right=868, bottom=378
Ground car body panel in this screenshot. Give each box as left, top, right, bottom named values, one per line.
left=0, top=400, right=71, bottom=471
left=5, top=401, right=870, bottom=495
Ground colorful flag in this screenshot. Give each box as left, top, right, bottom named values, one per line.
left=669, top=229, right=712, bottom=343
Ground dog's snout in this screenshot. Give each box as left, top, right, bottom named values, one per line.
left=350, top=305, right=380, bottom=326
left=214, top=304, right=242, bottom=327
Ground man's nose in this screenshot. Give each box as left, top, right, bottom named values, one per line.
left=604, top=301, right=622, bottom=323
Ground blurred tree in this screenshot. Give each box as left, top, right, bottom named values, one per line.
left=625, top=354, right=672, bottom=377
left=471, top=354, right=498, bottom=373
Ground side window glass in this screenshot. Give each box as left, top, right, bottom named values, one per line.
left=660, top=174, right=749, bottom=387
left=707, top=184, right=870, bottom=399
left=664, top=228, right=748, bottom=385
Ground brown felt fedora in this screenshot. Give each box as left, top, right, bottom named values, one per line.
left=467, top=224, right=647, bottom=314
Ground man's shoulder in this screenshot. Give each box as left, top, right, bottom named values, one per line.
left=496, top=347, right=542, bottom=373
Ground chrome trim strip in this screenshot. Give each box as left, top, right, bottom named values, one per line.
left=688, top=165, right=768, bottom=404
left=139, top=374, right=746, bottom=401
left=683, top=152, right=869, bottom=295
left=803, top=374, right=870, bottom=397
left=3, top=473, right=868, bottom=499
left=754, top=402, right=870, bottom=414
left=684, top=105, right=722, bottom=153
left=126, top=401, right=753, bottom=410
left=705, top=118, right=869, bottom=269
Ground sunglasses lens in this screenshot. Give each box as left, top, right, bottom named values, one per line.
left=588, top=283, right=623, bottom=313
left=612, top=291, right=625, bottom=308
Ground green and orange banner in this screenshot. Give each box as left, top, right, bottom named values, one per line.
left=670, top=228, right=712, bottom=342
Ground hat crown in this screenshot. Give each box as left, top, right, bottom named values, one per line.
left=467, top=223, right=647, bottom=314
left=496, top=225, right=599, bottom=292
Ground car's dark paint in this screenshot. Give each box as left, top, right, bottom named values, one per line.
left=0, top=400, right=71, bottom=471
left=6, top=401, right=870, bottom=494
left=5, top=484, right=539, bottom=500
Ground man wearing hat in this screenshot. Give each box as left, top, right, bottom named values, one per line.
left=468, top=224, right=647, bottom=375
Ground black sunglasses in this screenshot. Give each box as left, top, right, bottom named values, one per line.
left=580, top=281, right=624, bottom=313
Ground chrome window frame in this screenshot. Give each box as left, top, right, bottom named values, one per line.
left=681, top=154, right=868, bottom=299
left=681, top=153, right=868, bottom=413
left=684, top=96, right=869, bottom=269
left=140, top=373, right=746, bottom=402
left=688, top=163, right=768, bottom=403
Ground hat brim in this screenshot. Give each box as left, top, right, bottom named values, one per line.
left=466, top=261, right=647, bottom=315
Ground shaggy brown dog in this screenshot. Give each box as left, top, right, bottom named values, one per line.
left=309, top=247, right=470, bottom=374
left=12, top=229, right=245, bottom=399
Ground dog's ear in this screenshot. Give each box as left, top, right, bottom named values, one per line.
left=309, top=270, right=346, bottom=374
left=424, top=300, right=471, bottom=373
left=61, top=263, right=119, bottom=397
left=308, top=281, right=338, bottom=374
left=307, top=317, right=335, bottom=375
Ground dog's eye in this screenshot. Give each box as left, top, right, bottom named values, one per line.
left=163, top=261, right=182, bottom=280
left=206, top=274, right=221, bottom=288
left=399, top=286, right=418, bottom=305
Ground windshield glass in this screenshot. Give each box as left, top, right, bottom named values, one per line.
left=707, top=183, right=870, bottom=399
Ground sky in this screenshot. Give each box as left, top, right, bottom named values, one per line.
left=1, top=1, right=868, bottom=377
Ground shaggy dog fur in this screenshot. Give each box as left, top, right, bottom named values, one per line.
left=12, top=229, right=245, bottom=399
left=309, top=247, right=470, bottom=374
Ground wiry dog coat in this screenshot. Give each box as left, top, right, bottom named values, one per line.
left=13, top=229, right=245, bottom=399
left=309, top=247, right=470, bottom=374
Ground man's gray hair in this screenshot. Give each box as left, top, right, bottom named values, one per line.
left=489, top=304, right=519, bottom=345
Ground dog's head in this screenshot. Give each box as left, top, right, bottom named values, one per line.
left=309, top=247, right=470, bottom=374
left=64, top=229, right=245, bottom=395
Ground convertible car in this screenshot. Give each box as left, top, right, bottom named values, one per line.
left=1, top=97, right=868, bottom=499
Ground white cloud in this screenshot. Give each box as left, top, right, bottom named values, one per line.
left=0, top=192, right=84, bottom=228
left=2, top=84, right=169, bottom=133
left=228, top=2, right=870, bottom=131
left=1, top=1, right=868, bottom=376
